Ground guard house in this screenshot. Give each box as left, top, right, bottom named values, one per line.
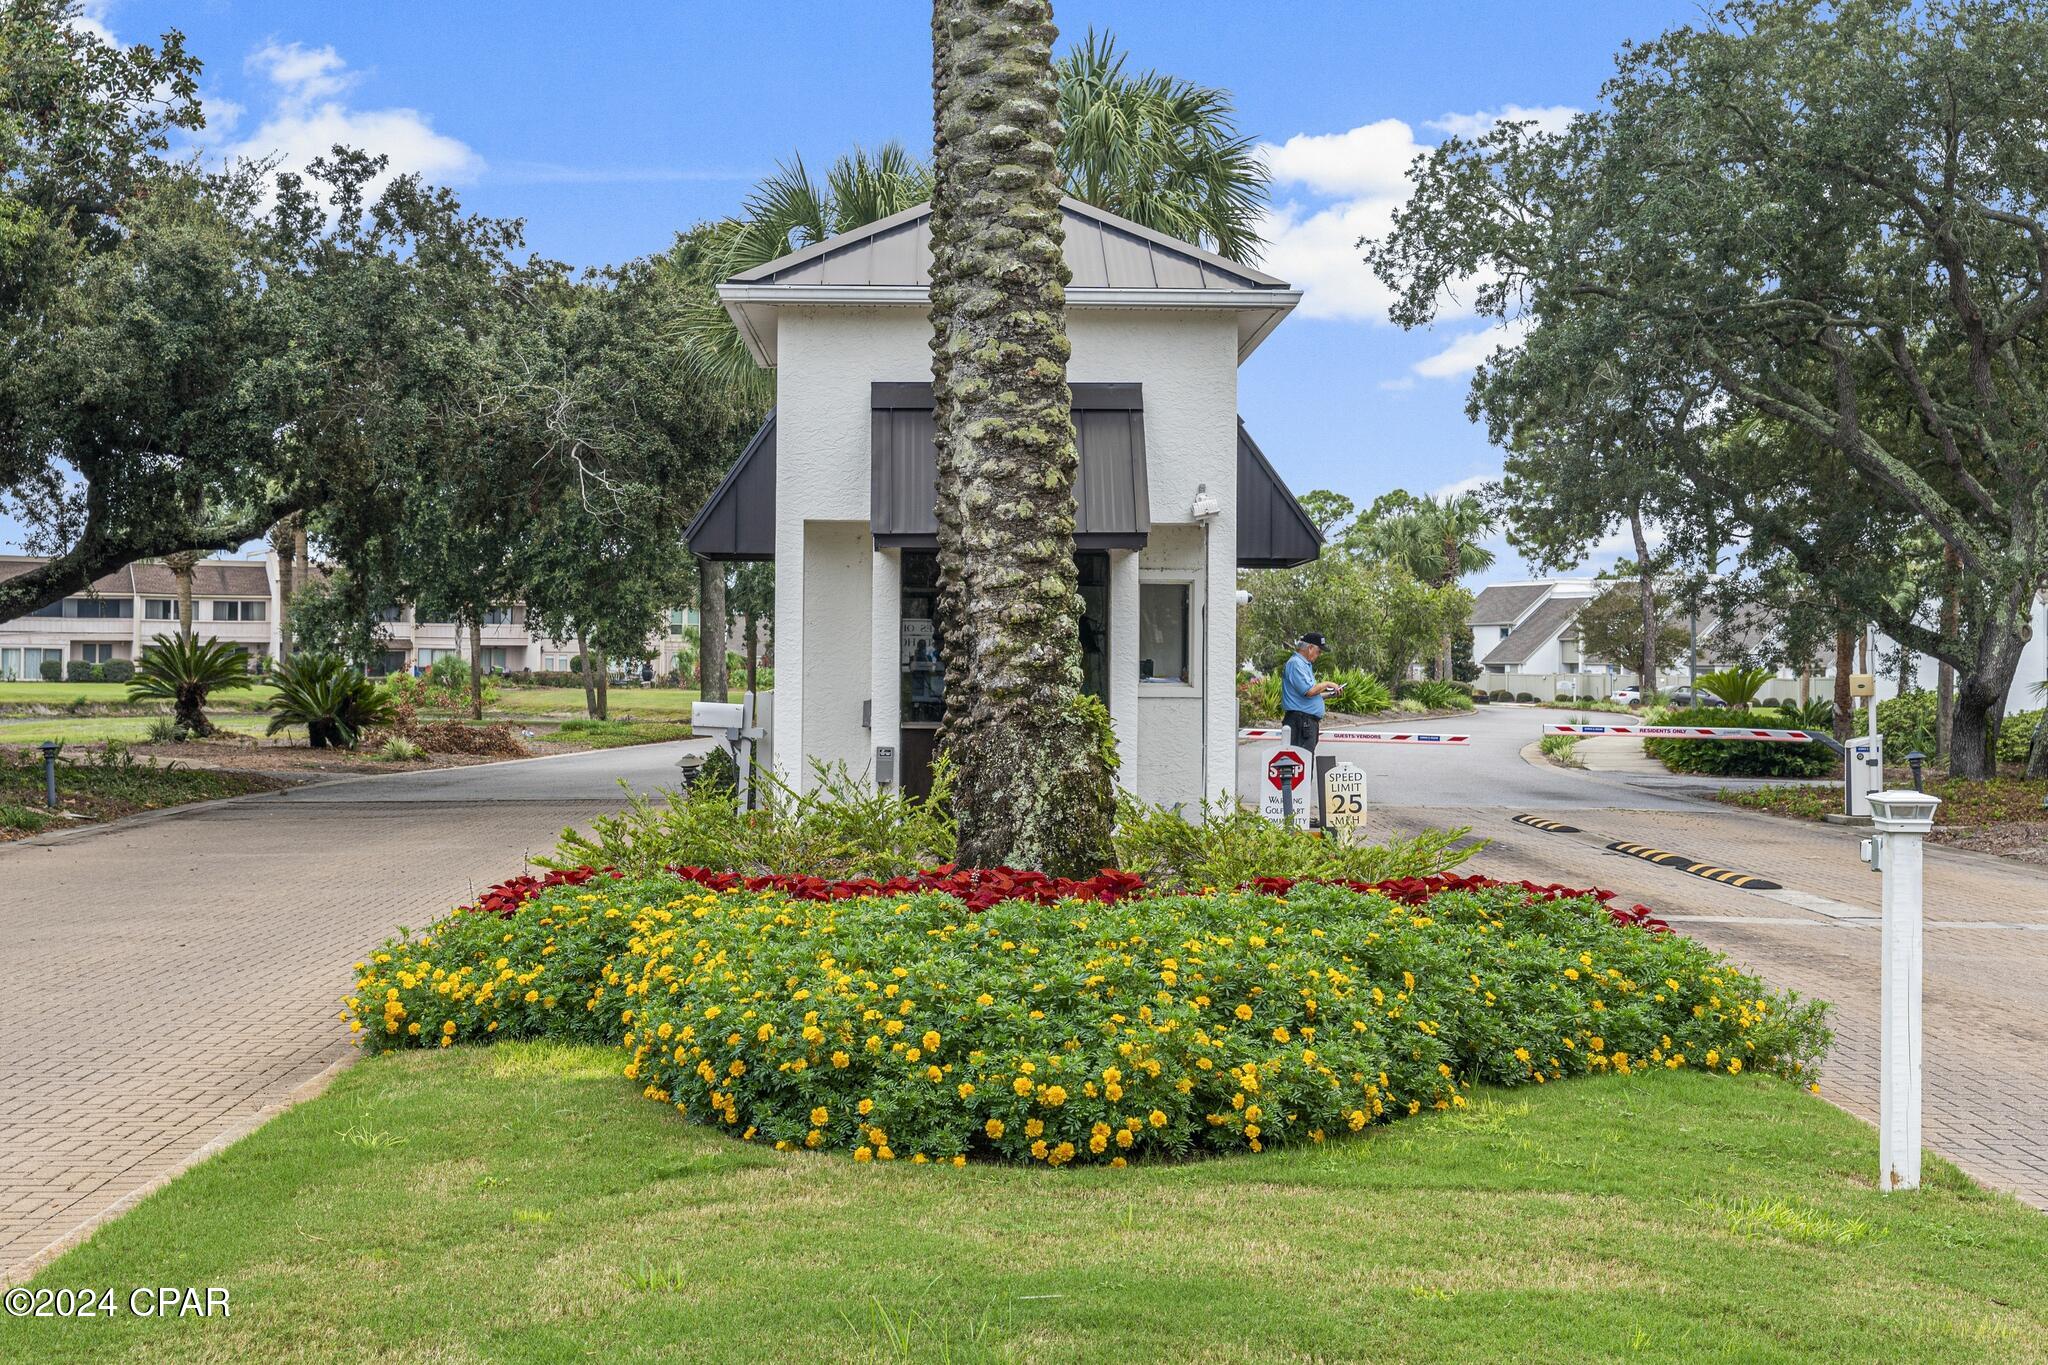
left=687, top=198, right=1321, bottom=807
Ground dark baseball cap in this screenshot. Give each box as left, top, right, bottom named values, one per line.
left=1296, top=632, right=1326, bottom=648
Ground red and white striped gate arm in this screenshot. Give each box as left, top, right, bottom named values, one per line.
left=1239, top=727, right=1471, bottom=746
left=1544, top=723, right=1821, bottom=743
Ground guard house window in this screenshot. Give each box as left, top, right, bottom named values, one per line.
left=1139, top=583, right=1190, bottom=685
left=900, top=551, right=1109, bottom=723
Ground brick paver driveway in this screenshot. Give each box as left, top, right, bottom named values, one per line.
left=0, top=742, right=702, bottom=1281
left=1245, top=706, right=2048, bottom=1209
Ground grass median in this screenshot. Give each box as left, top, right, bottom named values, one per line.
left=4, top=1043, right=2041, bottom=1362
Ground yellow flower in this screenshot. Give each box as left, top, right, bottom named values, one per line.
left=1727, top=1058, right=1742, bottom=1075
left=1013, top=1076, right=1035, bottom=1096
left=810, top=1106, right=830, bottom=1127
left=1024, top=1118, right=1044, bottom=1138
left=957, top=1082, right=975, bottom=1099
left=858, top=1098, right=873, bottom=1116
left=1234, top=1004, right=1254, bottom=1021
left=1040, top=1085, right=1067, bottom=1107
left=922, top=1030, right=942, bottom=1052
left=1148, top=1109, right=1168, bottom=1129
left=854, top=1146, right=873, bottom=1163
left=985, top=1118, right=1005, bottom=1139
left=1271, top=1026, right=1290, bottom=1043
left=831, top=1051, right=851, bottom=1068
left=876, top=1146, right=895, bottom=1161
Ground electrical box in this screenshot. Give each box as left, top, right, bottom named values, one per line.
left=875, top=746, right=896, bottom=787
left=1849, top=673, right=1877, bottom=698
left=690, top=701, right=745, bottom=734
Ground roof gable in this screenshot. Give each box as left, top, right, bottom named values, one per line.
left=1480, top=595, right=1587, bottom=668
left=727, top=197, right=1290, bottom=292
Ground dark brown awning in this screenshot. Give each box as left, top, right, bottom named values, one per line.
left=685, top=412, right=777, bottom=561
left=687, top=399, right=1322, bottom=569
left=1235, top=420, right=1323, bottom=569
left=870, top=382, right=1150, bottom=550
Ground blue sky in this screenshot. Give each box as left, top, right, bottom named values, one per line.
left=38, top=0, right=1707, bottom=581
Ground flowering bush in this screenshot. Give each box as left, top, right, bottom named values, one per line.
left=346, top=874, right=1826, bottom=1167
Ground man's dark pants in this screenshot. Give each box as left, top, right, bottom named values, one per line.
left=1283, top=709, right=1320, bottom=753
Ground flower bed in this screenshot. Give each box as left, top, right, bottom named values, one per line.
left=346, top=871, right=1820, bottom=1167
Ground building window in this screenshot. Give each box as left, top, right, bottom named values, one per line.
left=145, top=598, right=176, bottom=620
left=482, top=607, right=514, bottom=626
left=2, top=647, right=65, bottom=679
left=77, top=643, right=118, bottom=664
left=667, top=608, right=696, bottom=631
left=29, top=597, right=131, bottom=618
left=542, top=653, right=575, bottom=672
left=1499, top=626, right=1511, bottom=640
left=370, top=650, right=408, bottom=677
left=480, top=646, right=516, bottom=672
left=417, top=647, right=459, bottom=667
left=211, top=600, right=267, bottom=622
left=1138, top=582, right=1191, bottom=685
left=898, top=551, right=1109, bottom=726
left=376, top=605, right=405, bottom=622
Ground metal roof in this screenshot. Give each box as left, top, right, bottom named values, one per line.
left=685, top=405, right=1321, bottom=571
left=727, top=197, right=1289, bottom=291
left=685, top=414, right=778, bottom=562
left=1480, top=594, right=1588, bottom=668
left=1469, top=582, right=1552, bottom=627
left=719, top=197, right=1299, bottom=368
left=1235, top=422, right=1323, bottom=569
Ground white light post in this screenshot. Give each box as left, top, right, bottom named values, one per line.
left=1860, top=788, right=1942, bottom=1193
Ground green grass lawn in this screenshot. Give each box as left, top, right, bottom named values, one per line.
left=488, top=685, right=701, bottom=718
left=0, top=713, right=275, bottom=744
left=1, top=752, right=274, bottom=833
left=6, top=1046, right=2040, bottom=1363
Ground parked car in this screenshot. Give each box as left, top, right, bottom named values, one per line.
left=1666, top=686, right=1726, bottom=708
left=1611, top=686, right=1643, bottom=705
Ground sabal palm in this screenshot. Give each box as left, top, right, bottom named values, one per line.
left=129, top=635, right=252, bottom=737
left=680, top=31, right=1268, bottom=398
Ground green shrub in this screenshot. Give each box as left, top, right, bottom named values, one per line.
left=99, top=659, right=135, bottom=684
left=1323, top=667, right=1393, bottom=714
left=1111, top=795, right=1476, bottom=890
left=1398, top=680, right=1475, bottom=711
left=1999, top=709, right=2043, bottom=765
left=129, top=635, right=254, bottom=737
left=65, top=660, right=102, bottom=683
left=1644, top=707, right=1836, bottom=777
left=1539, top=733, right=1583, bottom=767
left=144, top=717, right=185, bottom=744
left=1236, top=673, right=1282, bottom=724
left=38, top=659, right=62, bottom=681
left=1515, top=692, right=1535, bottom=703
left=378, top=736, right=427, bottom=762
left=1876, top=690, right=1937, bottom=757
left=548, top=761, right=957, bottom=879
left=348, top=877, right=1830, bottom=1167
left=1490, top=688, right=1511, bottom=701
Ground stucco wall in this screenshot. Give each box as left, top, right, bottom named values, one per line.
left=768, top=301, right=1246, bottom=807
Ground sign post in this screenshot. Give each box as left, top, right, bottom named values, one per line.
left=1321, top=762, right=1368, bottom=844
left=1860, top=788, right=1941, bottom=1193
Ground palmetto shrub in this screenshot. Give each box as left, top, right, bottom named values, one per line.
left=1697, top=666, right=1774, bottom=710
left=1397, top=679, right=1475, bottom=711
left=128, top=635, right=253, bottom=737
left=346, top=875, right=1829, bottom=1166
left=265, top=655, right=397, bottom=749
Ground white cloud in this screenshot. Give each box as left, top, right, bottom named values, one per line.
left=64, top=0, right=116, bottom=44
left=1255, top=105, right=1575, bottom=325
left=220, top=40, right=481, bottom=193
left=1411, top=318, right=1530, bottom=380
left=1431, top=472, right=1497, bottom=500
left=1377, top=376, right=1416, bottom=392
left=1425, top=104, right=1578, bottom=140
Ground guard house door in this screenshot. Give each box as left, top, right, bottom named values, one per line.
left=897, top=550, right=1109, bottom=800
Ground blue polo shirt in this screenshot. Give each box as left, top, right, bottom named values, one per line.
left=1281, top=652, right=1323, bottom=717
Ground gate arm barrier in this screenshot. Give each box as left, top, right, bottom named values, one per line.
left=1544, top=722, right=1845, bottom=755
left=1240, top=727, right=1470, bottom=746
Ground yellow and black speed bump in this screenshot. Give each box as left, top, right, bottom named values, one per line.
left=1512, top=814, right=1583, bottom=834
left=1605, top=841, right=1781, bottom=890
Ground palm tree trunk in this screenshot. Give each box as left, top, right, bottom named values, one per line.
left=1628, top=504, right=1658, bottom=695
left=698, top=558, right=728, bottom=704
left=167, top=551, right=200, bottom=643
left=1437, top=535, right=1457, bottom=681
left=930, top=0, right=1114, bottom=875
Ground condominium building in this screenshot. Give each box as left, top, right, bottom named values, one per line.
left=0, top=553, right=708, bottom=680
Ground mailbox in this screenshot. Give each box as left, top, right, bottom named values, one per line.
left=1849, top=673, right=1877, bottom=698
left=691, top=701, right=745, bottom=734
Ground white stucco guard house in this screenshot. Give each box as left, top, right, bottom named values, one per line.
left=686, top=197, right=1322, bottom=808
